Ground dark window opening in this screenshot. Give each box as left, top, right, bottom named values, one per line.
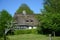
left=26, top=20, right=29, bottom=22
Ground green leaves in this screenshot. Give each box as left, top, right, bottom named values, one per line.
left=0, top=10, right=12, bottom=37
left=44, top=0, right=60, bottom=13
left=16, top=4, right=33, bottom=14
left=37, top=12, right=60, bottom=35
left=38, top=0, right=60, bottom=35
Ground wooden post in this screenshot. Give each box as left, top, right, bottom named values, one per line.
left=52, top=31, right=55, bottom=37
left=53, top=31, right=55, bottom=37
left=49, top=34, right=52, bottom=40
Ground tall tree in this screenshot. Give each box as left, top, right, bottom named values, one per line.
left=44, top=0, right=60, bottom=13
left=37, top=0, right=60, bottom=36
left=16, top=4, right=33, bottom=14
left=0, top=10, right=12, bottom=37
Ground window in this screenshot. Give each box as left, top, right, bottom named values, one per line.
left=26, top=20, right=29, bottom=22
left=26, top=19, right=33, bottom=22
left=30, top=20, right=33, bottom=22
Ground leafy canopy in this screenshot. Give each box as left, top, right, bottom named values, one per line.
left=16, top=4, right=33, bottom=14
left=37, top=0, right=60, bottom=35
left=0, top=10, right=12, bottom=37
left=44, top=0, right=60, bottom=13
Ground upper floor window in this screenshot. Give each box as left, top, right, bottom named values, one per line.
left=26, top=19, right=33, bottom=22
left=30, top=20, right=33, bottom=22
left=26, top=20, right=29, bottom=22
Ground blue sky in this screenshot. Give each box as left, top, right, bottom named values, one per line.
left=0, top=0, right=44, bottom=16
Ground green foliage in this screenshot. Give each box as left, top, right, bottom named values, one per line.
left=14, top=29, right=37, bottom=35
left=44, top=0, right=60, bottom=13
left=37, top=0, right=60, bottom=36
left=37, top=12, right=60, bottom=35
left=16, top=4, right=33, bottom=14
left=0, top=10, right=12, bottom=37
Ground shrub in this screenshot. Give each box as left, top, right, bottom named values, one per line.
left=14, top=29, right=37, bottom=35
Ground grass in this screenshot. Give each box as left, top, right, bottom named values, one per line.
left=7, top=34, right=60, bottom=40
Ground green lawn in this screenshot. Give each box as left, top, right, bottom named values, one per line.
left=7, top=34, right=60, bottom=40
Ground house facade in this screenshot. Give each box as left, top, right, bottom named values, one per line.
left=13, top=11, right=39, bottom=30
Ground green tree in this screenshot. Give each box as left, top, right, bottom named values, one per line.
left=44, top=0, right=60, bottom=13
left=37, top=0, right=60, bottom=36
left=0, top=10, right=12, bottom=37
left=16, top=4, right=33, bottom=14
left=38, top=13, right=60, bottom=34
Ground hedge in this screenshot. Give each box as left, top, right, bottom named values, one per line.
left=14, top=29, right=37, bottom=35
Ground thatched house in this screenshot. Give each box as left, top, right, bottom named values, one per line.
left=13, top=11, right=39, bottom=30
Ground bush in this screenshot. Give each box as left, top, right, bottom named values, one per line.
left=14, top=29, right=37, bottom=35
left=37, top=13, right=60, bottom=36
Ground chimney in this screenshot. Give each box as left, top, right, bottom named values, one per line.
left=22, top=10, right=26, bottom=15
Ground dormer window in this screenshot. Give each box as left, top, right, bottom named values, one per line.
left=26, top=20, right=29, bottom=22
left=30, top=20, right=33, bottom=22
left=26, top=19, right=33, bottom=22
